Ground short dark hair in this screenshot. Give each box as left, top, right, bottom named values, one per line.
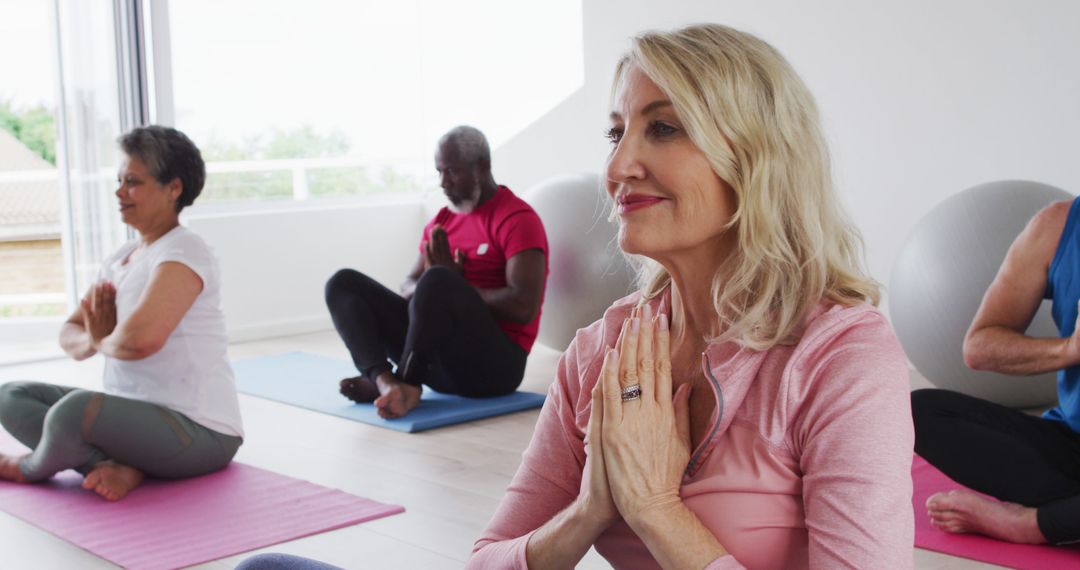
left=118, top=126, right=206, bottom=213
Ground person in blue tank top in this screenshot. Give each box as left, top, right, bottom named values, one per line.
left=912, top=196, right=1080, bottom=546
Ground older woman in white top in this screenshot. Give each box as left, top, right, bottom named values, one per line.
left=0, top=125, right=243, bottom=501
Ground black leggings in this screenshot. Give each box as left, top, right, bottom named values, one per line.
left=324, top=266, right=526, bottom=398
left=912, top=388, right=1080, bottom=544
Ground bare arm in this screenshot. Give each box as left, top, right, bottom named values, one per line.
left=477, top=248, right=546, bottom=324
left=964, top=200, right=1078, bottom=375
left=630, top=504, right=730, bottom=570
left=94, top=262, right=204, bottom=360
left=400, top=252, right=425, bottom=300
left=59, top=292, right=96, bottom=361
left=525, top=500, right=611, bottom=568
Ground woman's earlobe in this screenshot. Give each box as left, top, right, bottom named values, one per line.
left=169, top=179, right=184, bottom=203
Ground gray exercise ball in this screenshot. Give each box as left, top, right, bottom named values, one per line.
left=890, top=180, right=1072, bottom=408
left=524, top=173, right=634, bottom=351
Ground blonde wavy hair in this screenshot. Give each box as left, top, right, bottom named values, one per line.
left=616, top=24, right=879, bottom=350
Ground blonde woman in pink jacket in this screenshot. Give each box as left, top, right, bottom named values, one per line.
left=469, top=24, right=914, bottom=569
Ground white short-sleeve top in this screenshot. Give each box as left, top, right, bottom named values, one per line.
left=98, top=225, right=244, bottom=438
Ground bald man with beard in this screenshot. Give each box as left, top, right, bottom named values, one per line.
left=324, top=126, right=549, bottom=418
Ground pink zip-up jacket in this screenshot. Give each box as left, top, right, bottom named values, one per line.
left=469, top=289, right=914, bottom=569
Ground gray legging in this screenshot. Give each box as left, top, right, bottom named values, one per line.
left=0, top=381, right=241, bottom=482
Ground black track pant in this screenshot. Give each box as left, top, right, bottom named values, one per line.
left=912, top=388, right=1080, bottom=544
left=324, top=266, right=526, bottom=397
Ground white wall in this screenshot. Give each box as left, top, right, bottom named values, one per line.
left=187, top=200, right=425, bottom=341
left=492, top=87, right=597, bottom=192
left=196, top=0, right=1080, bottom=341
left=502, top=0, right=1080, bottom=291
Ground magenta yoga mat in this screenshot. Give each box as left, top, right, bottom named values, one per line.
left=0, top=431, right=403, bottom=570
left=913, top=454, right=1080, bottom=569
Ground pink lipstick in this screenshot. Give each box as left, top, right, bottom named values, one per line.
left=617, top=193, right=666, bottom=214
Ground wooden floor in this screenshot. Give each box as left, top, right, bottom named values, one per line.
left=0, top=331, right=1000, bottom=569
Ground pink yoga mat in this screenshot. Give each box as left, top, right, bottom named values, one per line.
left=913, top=454, right=1080, bottom=569
left=0, top=432, right=403, bottom=569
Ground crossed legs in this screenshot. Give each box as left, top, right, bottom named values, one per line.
left=912, top=388, right=1080, bottom=544
left=325, top=266, right=527, bottom=418
left=0, top=381, right=241, bottom=500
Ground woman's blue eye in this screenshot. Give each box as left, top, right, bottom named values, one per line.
left=650, top=122, right=678, bottom=137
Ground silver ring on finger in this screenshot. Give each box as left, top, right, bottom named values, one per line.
left=621, top=384, right=642, bottom=402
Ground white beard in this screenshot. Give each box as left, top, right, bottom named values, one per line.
left=447, top=200, right=474, bottom=214
left=447, top=182, right=483, bottom=214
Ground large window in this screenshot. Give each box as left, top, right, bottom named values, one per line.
left=0, top=0, right=137, bottom=364
left=0, top=0, right=66, bottom=362
left=0, top=0, right=584, bottom=363
left=166, top=0, right=584, bottom=207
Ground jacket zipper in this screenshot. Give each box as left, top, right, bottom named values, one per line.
left=684, top=351, right=724, bottom=477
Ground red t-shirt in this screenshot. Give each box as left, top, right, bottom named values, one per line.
left=421, top=186, right=548, bottom=353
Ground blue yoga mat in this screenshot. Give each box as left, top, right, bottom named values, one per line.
left=233, top=352, right=546, bottom=433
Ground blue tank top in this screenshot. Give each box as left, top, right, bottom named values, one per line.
left=1045, top=197, right=1080, bottom=432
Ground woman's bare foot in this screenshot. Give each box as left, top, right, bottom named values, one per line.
left=82, top=460, right=144, bottom=501
left=927, top=490, right=1047, bottom=544
left=373, top=372, right=421, bottom=419
left=0, top=453, right=27, bottom=483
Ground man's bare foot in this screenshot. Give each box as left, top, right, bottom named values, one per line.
left=82, top=460, right=144, bottom=501
left=0, top=453, right=27, bottom=483
left=339, top=376, right=380, bottom=403
left=373, top=372, right=421, bottom=419
left=927, top=490, right=1047, bottom=544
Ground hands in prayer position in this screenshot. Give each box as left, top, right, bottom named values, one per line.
left=423, top=225, right=465, bottom=273
left=81, top=281, right=118, bottom=347
left=583, top=303, right=693, bottom=528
